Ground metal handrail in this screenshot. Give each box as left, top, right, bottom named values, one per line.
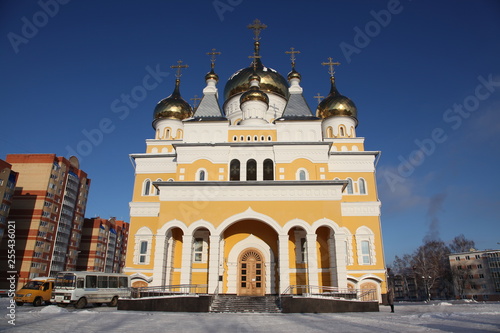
left=131, top=284, right=209, bottom=298
left=280, top=285, right=378, bottom=302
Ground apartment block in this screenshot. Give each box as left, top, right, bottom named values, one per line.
left=77, top=217, right=129, bottom=273
left=0, top=154, right=90, bottom=288
left=0, top=159, right=18, bottom=243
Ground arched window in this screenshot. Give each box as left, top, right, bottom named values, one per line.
left=339, top=126, right=345, bottom=137
left=247, top=159, right=257, bottom=181
left=359, top=178, right=366, bottom=195
left=297, top=168, right=308, bottom=181
left=176, top=129, right=183, bottom=139
left=164, top=128, right=171, bottom=139
left=263, top=159, right=274, bottom=180
left=355, top=226, right=376, bottom=265
left=233, top=135, right=238, bottom=141
left=155, top=179, right=162, bottom=195
left=327, top=126, right=333, bottom=138
left=143, top=179, right=151, bottom=196
left=346, top=178, right=353, bottom=194
left=230, top=159, right=240, bottom=181
left=198, top=170, right=206, bottom=181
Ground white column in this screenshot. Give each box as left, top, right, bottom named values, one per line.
left=152, top=234, right=166, bottom=285
left=180, top=234, right=193, bottom=285
left=306, top=233, right=319, bottom=287
left=278, top=234, right=290, bottom=293
left=334, top=233, right=348, bottom=289
left=208, top=235, right=221, bottom=293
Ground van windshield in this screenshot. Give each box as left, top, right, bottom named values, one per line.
left=55, top=274, right=76, bottom=289
left=22, top=281, right=44, bottom=290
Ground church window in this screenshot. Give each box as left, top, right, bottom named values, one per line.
left=346, top=178, right=353, bottom=194
left=230, top=159, right=240, bottom=181
left=359, top=178, right=366, bottom=194
left=361, top=241, right=371, bottom=265
left=260, top=135, right=265, bottom=141
left=254, top=135, right=258, bottom=141
left=267, top=136, right=272, bottom=141
left=339, top=126, right=346, bottom=137
left=164, top=128, right=171, bottom=139
left=233, top=135, right=238, bottom=141
left=176, top=129, right=183, bottom=139
left=143, top=179, right=151, bottom=196
left=247, top=135, right=251, bottom=141
left=155, top=179, right=162, bottom=195
left=247, top=159, right=257, bottom=181
left=263, top=159, right=274, bottom=180
left=193, top=238, right=203, bottom=262
left=300, top=238, right=307, bottom=263
left=297, top=168, right=308, bottom=181
left=240, top=135, right=244, bottom=141
left=139, top=241, right=148, bottom=264
left=197, top=169, right=207, bottom=181
left=327, top=126, right=333, bottom=138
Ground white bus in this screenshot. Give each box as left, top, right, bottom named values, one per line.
left=51, top=271, right=131, bottom=309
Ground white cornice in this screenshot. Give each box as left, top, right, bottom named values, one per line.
left=129, top=202, right=160, bottom=217
left=341, top=201, right=381, bottom=216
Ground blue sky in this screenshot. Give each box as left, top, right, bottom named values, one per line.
left=1, top=0, right=499, bottom=263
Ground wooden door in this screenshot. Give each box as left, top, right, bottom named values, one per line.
left=238, top=249, right=265, bottom=296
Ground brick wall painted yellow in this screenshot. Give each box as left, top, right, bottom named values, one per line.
left=191, top=272, right=208, bottom=285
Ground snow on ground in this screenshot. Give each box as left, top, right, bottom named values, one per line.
left=1, top=298, right=499, bottom=333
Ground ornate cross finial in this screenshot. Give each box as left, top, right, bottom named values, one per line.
left=206, top=48, right=221, bottom=69
left=285, top=47, right=301, bottom=68
left=248, top=53, right=262, bottom=70
left=247, top=19, right=267, bottom=41
left=321, top=57, right=340, bottom=77
left=171, top=60, right=189, bottom=79
left=314, top=93, right=324, bottom=105
left=190, top=95, right=202, bottom=109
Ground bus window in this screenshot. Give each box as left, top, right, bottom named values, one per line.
left=109, top=276, right=118, bottom=288
left=86, top=275, right=97, bottom=288
left=119, top=277, right=128, bottom=288
left=97, top=276, right=108, bottom=288
left=56, top=274, right=76, bottom=288
left=77, top=278, right=84, bottom=289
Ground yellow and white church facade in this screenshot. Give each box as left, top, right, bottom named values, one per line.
left=124, top=20, right=387, bottom=301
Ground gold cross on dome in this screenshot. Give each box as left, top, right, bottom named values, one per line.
left=314, top=93, right=324, bottom=105
left=171, top=60, right=189, bottom=79
left=321, top=57, right=340, bottom=77
left=206, top=48, right=221, bottom=69
left=285, top=47, right=301, bottom=67
left=247, top=19, right=267, bottom=41
left=190, top=95, right=202, bottom=108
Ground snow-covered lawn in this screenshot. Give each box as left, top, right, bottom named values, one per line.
left=1, top=298, right=499, bottom=332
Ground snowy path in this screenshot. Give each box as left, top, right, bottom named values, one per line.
left=1, top=299, right=499, bottom=332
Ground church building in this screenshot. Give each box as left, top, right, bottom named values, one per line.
left=124, top=20, right=387, bottom=301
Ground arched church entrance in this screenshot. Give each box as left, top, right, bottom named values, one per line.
left=237, top=248, right=265, bottom=296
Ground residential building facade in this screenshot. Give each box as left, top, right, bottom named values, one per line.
left=77, top=217, right=129, bottom=273
left=0, top=154, right=90, bottom=289
left=0, top=159, right=18, bottom=243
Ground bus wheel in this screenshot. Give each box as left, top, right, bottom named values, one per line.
left=33, top=297, right=43, bottom=307
left=107, top=296, right=118, bottom=307
left=16, top=302, right=24, bottom=306
left=75, top=297, right=87, bottom=309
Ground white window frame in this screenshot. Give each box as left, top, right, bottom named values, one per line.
left=355, top=226, right=376, bottom=265
left=134, top=227, right=153, bottom=265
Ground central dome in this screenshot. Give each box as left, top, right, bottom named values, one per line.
left=224, top=58, right=289, bottom=101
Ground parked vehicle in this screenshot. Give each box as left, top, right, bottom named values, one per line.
left=50, top=271, right=130, bottom=309
left=14, top=277, right=54, bottom=306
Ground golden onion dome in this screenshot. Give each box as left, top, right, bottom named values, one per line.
left=316, top=78, right=357, bottom=121
left=224, top=58, right=289, bottom=101
left=205, top=68, right=219, bottom=82
left=240, top=86, right=269, bottom=105
left=153, top=79, right=193, bottom=121
left=287, top=68, right=301, bottom=81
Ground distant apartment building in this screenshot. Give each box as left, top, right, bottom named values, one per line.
left=77, top=217, right=129, bottom=273
left=0, top=159, right=18, bottom=243
left=449, top=249, right=500, bottom=301
left=0, top=154, right=90, bottom=288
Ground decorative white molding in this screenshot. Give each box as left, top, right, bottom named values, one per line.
left=134, top=156, right=177, bottom=174
left=274, top=145, right=330, bottom=163
left=328, top=155, right=375, bottom=172
left=129, top=202, right=160, bottom=217
left=341, top=201, right=381, bottom=216
left=158, top=183, right=343, bottom=202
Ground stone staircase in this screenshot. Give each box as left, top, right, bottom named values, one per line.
left=210, top=295, right=281, bottom=313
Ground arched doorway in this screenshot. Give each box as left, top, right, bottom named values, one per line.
left=237, top=248, right=265, bottom=296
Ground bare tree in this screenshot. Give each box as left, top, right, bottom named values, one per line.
left=411, top=240, right=450, bottom=301
left=392, top=254, right=415, bottom=300
left=451, top=265, right=472, bottom=299
left=449, top=234, right=475, bottom=253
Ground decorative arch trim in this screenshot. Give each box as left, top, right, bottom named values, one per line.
left=216, top=207, right=282, bottom=235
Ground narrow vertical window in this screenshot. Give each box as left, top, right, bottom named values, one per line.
left=327, top=127, right=333, bottom=138
left=339, top=126, right=345, bottom=137
left=359, top=178, right=366, bottom=194
left=247, top=159, right=257, bottom=181
left=193, top=238, right=203, bottom=262
left=299, top=170, right=306, bottom=181
left=300, top=238, right=307, bottom=263
left=346, top=178, right=353, bottom=194
left=263, top=159, right=274, bottom=180
left=143, top=180, right=151, bottom=196
left=139, top=241, right=148, bottom=264
left=199, top=170, right=206, bottom=181
left=230, top=159, right=240, bottom=181
left=361, top=240, right=371, bottom=265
